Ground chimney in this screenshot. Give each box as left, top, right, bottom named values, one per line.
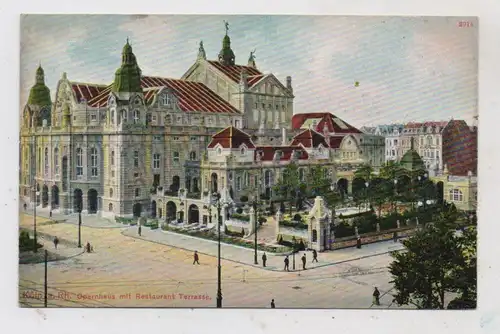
left=282, top=128, right=287, bottom=146
left=286, top=76, right=292, bottom=92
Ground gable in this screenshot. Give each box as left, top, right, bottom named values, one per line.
left=250, top=74, right=292, bottom=97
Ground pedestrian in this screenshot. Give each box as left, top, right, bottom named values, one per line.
left=356, top=236, right=362, bottom=249
left=284, top=256, right=289, bottom=271
left=312, top=249, right=318, bottom=263
left=193, top=251, right=200, bottom=265
left=49, top=210, right=52, bottom=218
left=373, top=287, right=381, bottom=306
left=23, top=203, right=27, bottom=211
left=262, top=252, right=267, bottom=267
left=138, top=224, right=142, bottom=236
left=270, top=299, right=275, bottom=308
left=301, top=253, right=307, bottom=270
left=393, top=231, right=398, bottom=243
left=86, top=242, right=91, bottom=253
left=53, top=236, right=59, bottom=249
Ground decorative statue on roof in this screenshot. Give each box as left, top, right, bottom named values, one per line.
left=248, top=49, right=257, bottom=68
left=224, top=20, right=229, bottom=35
left=197, top=40, right=206, bottom=60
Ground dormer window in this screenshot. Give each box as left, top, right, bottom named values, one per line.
left=161, top=94, right=171, bottom=106
left=216, top=147, right=222, bottom=156
left=240, top=147, right=245, bottom=155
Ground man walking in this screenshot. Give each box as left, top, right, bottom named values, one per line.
left=373, top=287, right=381, bottom=306
left=284, top=256, right=289, bottom=271
left=393, top=231, right=398, bottom=243
left=270, top=299, right=275, bottom=308
left=193, top=251, right=200, bottom=265
left=138, top=224, right=142, bottom=236
left=53, top=236, right=59, bottom=250
left=312, top=249, right=318, bottom=263
left=301, top=253, right=307, bottom=270
left=49, top=210, right=52, bottom=218
left=356, top=236, right=362, bottom=249
left=262, top=252, right=267, bottom=267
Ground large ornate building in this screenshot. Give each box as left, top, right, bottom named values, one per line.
left=20, top=27, right=385, bottom=221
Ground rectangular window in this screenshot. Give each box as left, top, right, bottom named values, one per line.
left=153, top=174, right=160, bottom=188
left=236, top=177, right=241, bottom=191
left=90, top=148, right=98, bottom=177
left=190, top=136, right=197, bottom=141
left=173, top=137, right=180, bottom=141
left=76, top=148, right=83, bottom=176
left=153, top=153, right=160, bottom=169
left=153, top=135, right=161, bottom=141
left=111, top=170, right=115, bottom=178
left=90, top=113, right=97, bottom=121
left=152, top=115, right=157, bottom=122
left=173, top=152, right=180, bottom=162
left=134, top=151, right=139, bottom=168
left=234, top=120, right=240, bottom=128
left=262, top=103, right=266, bottom=110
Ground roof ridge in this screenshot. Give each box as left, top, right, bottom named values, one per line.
left=70, top=81, right=110, bottom=87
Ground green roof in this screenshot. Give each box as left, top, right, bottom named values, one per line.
left=400, top=149, right=425, bottom=172
left=112, top=40, right=143, bottom=93
left=27, top=65, right=51, bottom=106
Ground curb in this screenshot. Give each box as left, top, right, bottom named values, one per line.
left=121, top=228, right=404, bottom=272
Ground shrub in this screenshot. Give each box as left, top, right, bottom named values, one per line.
left=293, top=213, right=302, bottom=222
left=334, top=222, right=355, bottom=239
left=240, top=195, right=249, bottom=203
left=353, top=213, right=378, bottom=234
left=231, top=213, right=250, bottom=222
left=279, top=220, right=308, bottom=230
left=236, top=207, right=243, bottom=214
left=258, top=217, right=267, bottom=224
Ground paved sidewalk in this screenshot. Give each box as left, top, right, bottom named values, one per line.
left=21, top=210, right=124, bottom=229
left=122, top=226, right=405, bottom=272
left=19, top=232, right=85, bottom=264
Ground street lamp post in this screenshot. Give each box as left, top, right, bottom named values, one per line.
left=253, top=200, right=259, bottom=265
left=213, top=192, right=223, bottom=308
left=365, top=181, right=370, bottom=210
left=33, top=183, right=38, bottom=253
left=78, top=209, right=82, bottom=248
left=292, top=237, right=296, bottom=270
left=393, top=179, right=398, bottom=214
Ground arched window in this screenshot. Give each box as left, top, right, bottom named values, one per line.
left=240, top=146, right=246, bottom=155
left=190, top=151, right=197, bottom=161
left=236, top=177, right=241, bottom=191
left=108, top=203, right=113, bottom=212
left=54, top=148, right=59, bottom=176
left=90, top=147, right=98, bottom=177
left=109, top=188, right=113, bottom=198
left=216, top=147, right=222, bottom=156
left=110, top=110, right=115, bottom=124
left=111, top=150, right=115, bottom=166
left=449, top=189, right=463, bottom=202
left=243, top=171, right=249, bottom=186
left=133, top=110, right=140, bottom=124
left=121, top=109, right=127, bottom=122
left=44, top=148, right=49, bottom=176
left=76, top=148, right=83, bottom=176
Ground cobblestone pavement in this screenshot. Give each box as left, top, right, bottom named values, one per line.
left=19, top=213, right=411, bottom=309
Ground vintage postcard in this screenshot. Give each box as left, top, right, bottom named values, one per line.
left=18, top=15, right=477, bottom=309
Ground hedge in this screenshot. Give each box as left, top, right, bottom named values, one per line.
left=161, top=225, right=290, bottom=253
left=230, top=213, right=250, bottom=222
left=279, top=220, right=308, bottom=230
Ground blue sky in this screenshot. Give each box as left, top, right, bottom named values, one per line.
left=20, top=15, right=478, bottom=127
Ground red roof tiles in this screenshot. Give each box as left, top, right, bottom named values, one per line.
left=208, top=126, right=256, bottom=149
left=71, top=82, right=109, bottom=104
left=290, top=129, right=329, bottom=148
left=442, top=120, right=477, bottom=176
left=328, top=135, right=346, bottom=149
left=255, top=146, right=309, bottom=162
left=291, top=112, right=362, bottom=134
left=207, top=60, right=262, bottom=85
left=86, top=76, right=239, bottom=114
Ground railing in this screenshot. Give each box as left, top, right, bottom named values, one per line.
left=186, top=192, right=201, bottom=200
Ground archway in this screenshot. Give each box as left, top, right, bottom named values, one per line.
left=188, top=204, right=199, bottom=224
left=133, top=203, right=142, bottom=218
left=166, top=201, right=177, bottom=221
left=337, top=178, right=348, bottom=196
left=73, top=189, right=83, bottom=212
left=211, top=173, right=218, bottom=193
left=51, top=185, right=59, bottom=208
left=42, top=185, right=49, bottom=208
left=352, top=177, right=366, bottom=198
left=108, top=203, right=113, bottom=212
left=87, top=189, right=98, bottom=214
left=171, top=176, right=180, bottom=192
left=151, top=200, right=157, bottom=218
left=436, top=181, right=444, bottom=205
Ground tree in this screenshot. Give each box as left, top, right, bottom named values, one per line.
left=273, top=163, right=302, bottom=214
left=370, top=178, right=391, bottom=217
left=379, top=161, right=403, bottom=180
left=354, top=164, right=374, bottom=181
left=306, top=166, right=331, bottom=197
left=389, top=213, right=477, bottom=309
